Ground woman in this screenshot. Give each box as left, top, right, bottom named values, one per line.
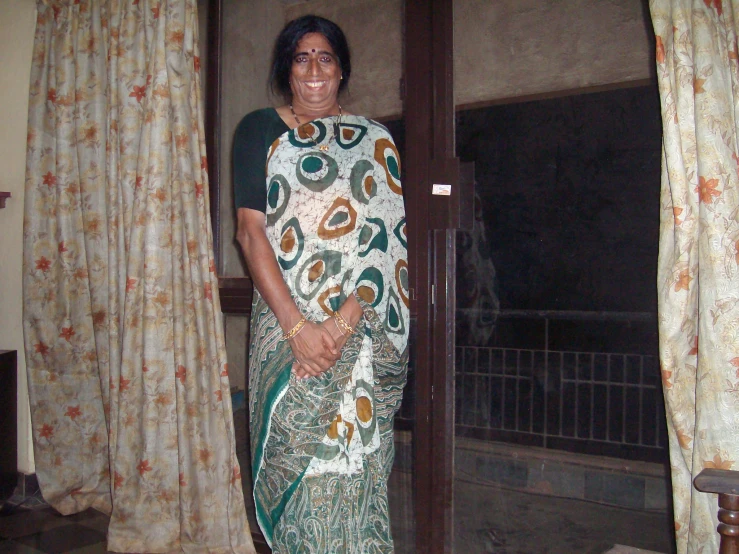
left=234, top=15, right=410, bottom=553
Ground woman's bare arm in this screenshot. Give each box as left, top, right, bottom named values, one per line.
left=236, top=207, right=338, bottom=376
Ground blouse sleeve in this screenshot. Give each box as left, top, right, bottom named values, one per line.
left=233, top=111, right=269, bottom=213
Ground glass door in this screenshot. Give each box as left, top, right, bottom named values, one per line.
left=445, top=4, right=675, bottom=554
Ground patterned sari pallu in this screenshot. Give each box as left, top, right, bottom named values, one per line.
left=249, top=115, right=409, bottom=553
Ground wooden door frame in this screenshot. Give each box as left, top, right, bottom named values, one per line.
left=204, top=1, right=459, bottom=551
left=205, top=0, right=223, bottom=273
left=405, top=1, right=459, bottom=552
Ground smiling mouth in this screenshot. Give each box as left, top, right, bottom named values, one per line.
left=304, top=81, right=327, bottom=89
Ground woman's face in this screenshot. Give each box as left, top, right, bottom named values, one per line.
left=289, top=33, right=341, bottom=110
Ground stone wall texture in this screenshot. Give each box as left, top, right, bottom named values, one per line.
left=454, top=0, right=654, bottom=108
left=285, top=0, right=654, bottom=118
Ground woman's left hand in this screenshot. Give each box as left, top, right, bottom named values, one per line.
left=293, top=317, right=349, bottom=379
left=293, top=295, right=363, bottom=380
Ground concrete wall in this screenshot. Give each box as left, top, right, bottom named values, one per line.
left=0, top=0, right=37, bottom=475
left=219, top=0, right=286, bottom=390
left=284, top=0, right=653, bottom=119
left=455, top=0, right=654, bottom=107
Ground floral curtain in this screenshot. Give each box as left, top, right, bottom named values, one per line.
left=651, top=1, right=739, bottom=551
left=23, top=0, right=254, bottom=551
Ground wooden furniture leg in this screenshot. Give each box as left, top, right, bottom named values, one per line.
left=694, top=468, right=739, bottom=554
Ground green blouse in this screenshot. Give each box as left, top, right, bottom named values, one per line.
left=233, top=108, right=289, bottom=212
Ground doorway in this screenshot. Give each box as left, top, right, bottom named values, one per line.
left=203, top=1, right=670, bottom=552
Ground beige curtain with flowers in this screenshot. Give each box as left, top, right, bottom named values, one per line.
left=651, top=1, right=739, bottom=552
left=23, top=0, right=254, bottom=551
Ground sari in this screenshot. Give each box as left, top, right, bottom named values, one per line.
left=248, top=115, right=409, bottom=553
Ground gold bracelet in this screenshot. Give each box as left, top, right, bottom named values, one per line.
left=333, top=310, right=354, bottom=336
left=332, top=317, right=347, bottom=337
left=283, top=316, right=307, bottom=340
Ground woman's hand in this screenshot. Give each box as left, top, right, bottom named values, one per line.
left=293, top=318, right=346, bottom=379
left=324, top=316, right=349, bottom=351
left=237, top=208, right=340, bottom=377
left=289, top=320, right=339, bottom=377
left=293, top=296, right=362, bottom=379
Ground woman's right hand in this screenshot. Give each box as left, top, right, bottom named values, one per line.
left=289, top=321, right=339, bottom=377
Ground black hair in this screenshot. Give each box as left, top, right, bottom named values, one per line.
left=269, top=15, right=351, bottom=98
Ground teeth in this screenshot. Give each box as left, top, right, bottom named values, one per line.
left=305, top=82, right=325, bottom=89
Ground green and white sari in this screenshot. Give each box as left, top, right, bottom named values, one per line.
left=248, top=115, right=409, bottom=553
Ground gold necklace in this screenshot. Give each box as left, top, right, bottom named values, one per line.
left=289, top=104, right=342, bottom=152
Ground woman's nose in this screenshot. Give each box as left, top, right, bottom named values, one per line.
left=308, top=58, right=320, bottom=75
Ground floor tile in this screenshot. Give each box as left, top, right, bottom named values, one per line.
left=71, top=512, right=108, bottom=535
left=452, top=478, right=675, bottom=553
left=585, top=471, right=646, bottom=509
left=53, top=511, right=98, bottom=525
left=475, top=456, right=528, bottom=488
left=63, top=543, right=109, bottom=554
left=0, top=540, right=46, bottom=554
left=0, top=509, right=69, bottom=540
left=14, top=525, right=106, bottom=554
left=604, top=546, right=665, bottom=554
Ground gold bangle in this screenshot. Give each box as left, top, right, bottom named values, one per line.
left=333, top=310, right=354, bottom=336
left=283, top=316, right=307, bottom=340
left=332, top=317, right=347, bottom=337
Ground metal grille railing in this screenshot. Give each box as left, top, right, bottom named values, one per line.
left=394, top=311, right=667, bottom=462
left=454, top=313, right=667, bottom=463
